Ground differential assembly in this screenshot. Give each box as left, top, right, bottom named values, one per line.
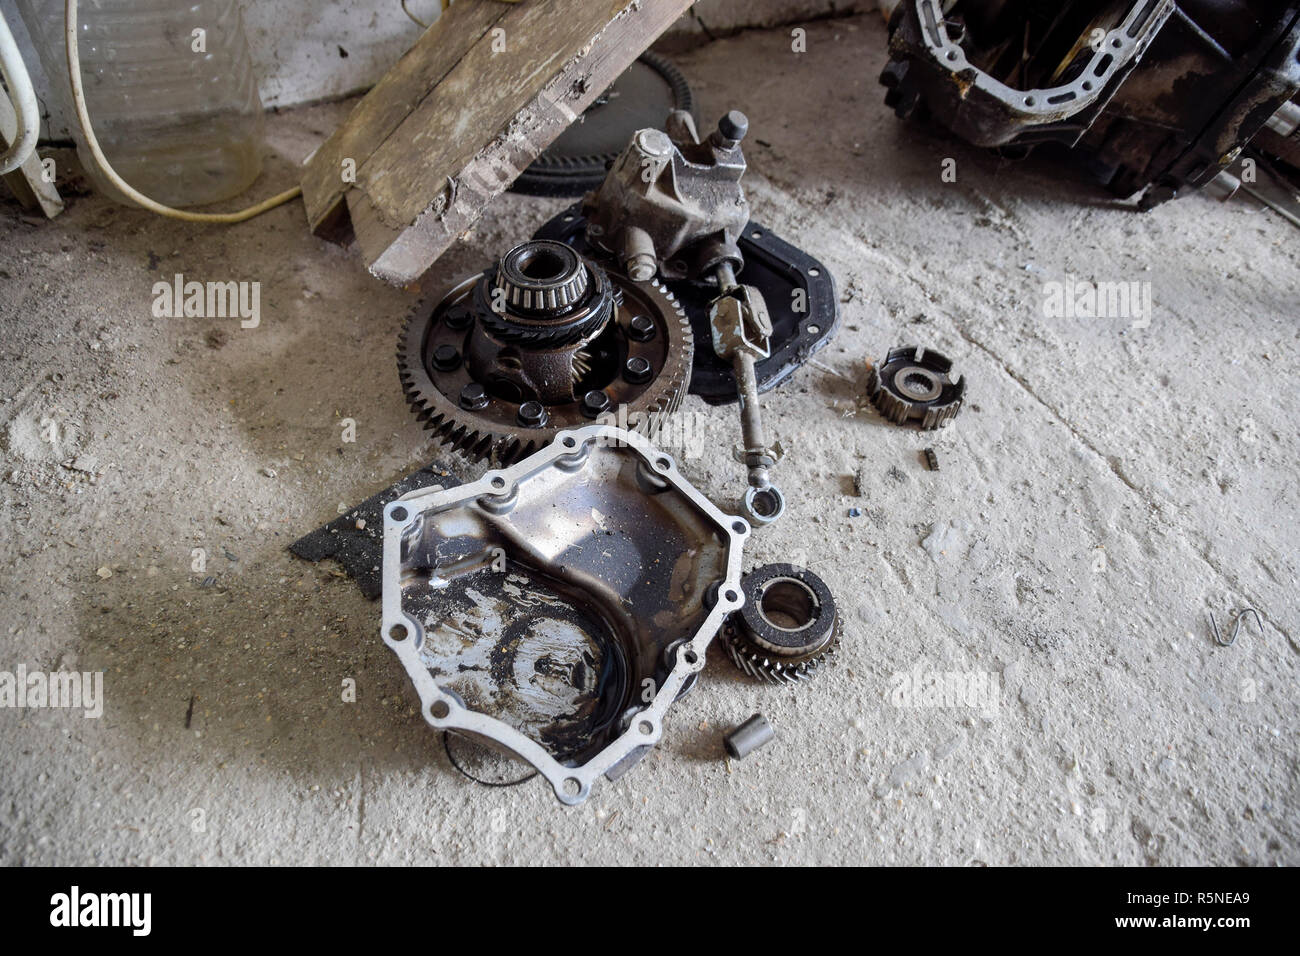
left=400, top=239, right=692, bottom=463
left=723, top=563, right=839, bottom=684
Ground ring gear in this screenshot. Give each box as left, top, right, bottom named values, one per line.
left=510, top=52, right=694, bottom=198
left=723, top=563, right=838, bottom=684
left=867, top=345, right=965, bottom=429
left=399, top=240, right=692, bottom=463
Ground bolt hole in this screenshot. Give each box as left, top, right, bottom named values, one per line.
left=562, top=777, right=582, bottom=797
left=945, top=50, right=958, bottom=61
left=491, top=476, right=506, bottom=489
left=1024, top=97, right=1036, bottom=106
left=750, top=488, right=782, bottom=518
left=724, top=589, right=739, bottom=603
left=732, top=520, right=747, bottom=534
left=656, top=457, right=671, bottom=470
left=807, top=324, right=820, bottom=335
left=430, top=700, right=450, bottom=719
left=751, top=230, right=764, bottom=238
left=638, top=721, right=654, bottom=735
left=390, top=506, right=408, bottom=521
left=562, top=437, right=576, bottom=448
left=1082, top=81, right=1093, bottom=91
left=389, top=623, right=409, bottom=642
left=684, top=650, right=699, bottom=665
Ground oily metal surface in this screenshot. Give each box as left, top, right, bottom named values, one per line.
left=405, top=561, right=626, bottom=762
left=382, top=426, right=748, bottom=804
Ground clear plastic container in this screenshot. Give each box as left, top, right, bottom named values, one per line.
left=14, top=0, right=264, bottom=207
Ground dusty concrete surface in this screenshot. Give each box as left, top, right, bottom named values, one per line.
left=1, top=15, right=1296, bottom=866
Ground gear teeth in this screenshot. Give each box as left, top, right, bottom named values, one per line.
left=722, top=623, right=839, bottom=684
left=866, top=345, right=964, bottom=430
left=398, top=271, right=693, bottom=465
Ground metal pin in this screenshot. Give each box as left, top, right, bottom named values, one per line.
left=1209, top=608, right=1263, bottom=647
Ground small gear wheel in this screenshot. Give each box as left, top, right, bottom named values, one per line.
left=867, top=345, right=965, bottom=429
left=399, top=240, right=692, bottom=464
left=723, top=564, right=838, bottom=684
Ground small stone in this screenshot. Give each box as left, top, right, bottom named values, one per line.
left=354, top=518, right=366, bottom=531
left=853, top=465, right=869, bottom=496
left=262, top=467, right=277, bottom=478
left=95, top=566, right=112, bottom=579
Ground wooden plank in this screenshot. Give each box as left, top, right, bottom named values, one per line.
left=300, top=0, right=512, bottom=232
left=0, top=94, right=63, bottom=219
left=301, top=0, right=694, bottom=286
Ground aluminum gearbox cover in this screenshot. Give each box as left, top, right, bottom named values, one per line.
left=380, top=425, right=748, bottom=805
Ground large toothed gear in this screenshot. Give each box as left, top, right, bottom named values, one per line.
left=867, top=345, right=965, bottom=430
left=723, top=563, right=839, bottom=684
left=399, top=240, right=693, bottom=464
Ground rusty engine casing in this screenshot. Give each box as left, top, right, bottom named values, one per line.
left=881, top=0, right=1300, bottom=205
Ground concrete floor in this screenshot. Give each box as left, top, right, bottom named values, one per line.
left=1, top=14, right=1296, bottom=866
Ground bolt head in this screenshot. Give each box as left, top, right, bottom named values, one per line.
left=624, top=356, right=652, bottom=384
left=432, top=344, right=461, bottom=371
left=517, top=400, right=548, bottom=428
left=635, top=129, right=673, bottom=158
left=581, top=390, right=611, bottom=419
left=458, top=383, right=488, bottom=410
left=628, top=315, right=656, bottom=342
left=444, top=305, right=473, bottom=330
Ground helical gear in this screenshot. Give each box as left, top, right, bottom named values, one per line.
left=722, top=563, right=839, bottom=685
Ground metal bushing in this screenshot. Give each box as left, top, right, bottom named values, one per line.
left=723, top=713, right=775, bottom=760
left=723, top=563, right=838, bottom=684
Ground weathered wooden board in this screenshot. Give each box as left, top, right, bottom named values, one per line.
left=300, top=0, right=694, bottom=286
left=0, top=94, right=63, bottom=219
